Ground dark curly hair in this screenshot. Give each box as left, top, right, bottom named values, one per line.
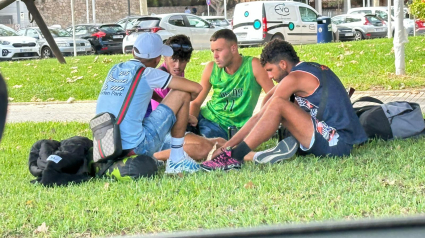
left=165, top=34, right=193, bottom=62
left=260, top=39, right=300, bottom=66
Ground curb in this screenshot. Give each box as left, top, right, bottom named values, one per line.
left=8, top=89, right=425, bottom=106
left=8, top=100, right=97, bottom=106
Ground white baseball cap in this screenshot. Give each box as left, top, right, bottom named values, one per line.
left=133, top=33, right=173, bottom=59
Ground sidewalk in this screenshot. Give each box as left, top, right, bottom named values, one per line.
left=6, top=89, right=425, bottom=123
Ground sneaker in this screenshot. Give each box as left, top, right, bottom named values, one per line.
left=156, top=159, right=165, bottom=168
left=253, top=136, right=299, bottom=164
left=201, top=148, right=242, bottom=172
left=165, top=153, right=200, bottom=174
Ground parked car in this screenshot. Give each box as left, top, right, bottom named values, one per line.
left=415, top=19, right=425, bottom=35
left=201, top=16, right=231, bottom=30
left=0, top=24, right=39, bottom=61
left=332, top=24, right=356, bottom=41
left=18, top=27, right=91, bottom=58
left=331, top=14, right=387, bottom=40
left=347, top=7, right=414, bottom=36
left=66, top=24, right=126, bottom=54
left=116, top=15, right=144, bottom=30
left=232, top=1, right=319, bottom=46
left=122, top=13, right=219, bottom=54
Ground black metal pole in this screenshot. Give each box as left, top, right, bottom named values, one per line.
left=22, top=0, right=66, bottom=64
left=0, top=73, right=7, bottom=142
left=0, top=0, right=15, bottom=10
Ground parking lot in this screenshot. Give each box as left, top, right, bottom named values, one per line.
left=1, top=3, right=424, bottom=61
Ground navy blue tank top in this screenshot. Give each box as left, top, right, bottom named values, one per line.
left=291, top=62, right=367, bottom=145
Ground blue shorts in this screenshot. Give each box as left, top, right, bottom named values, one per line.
left=198, top=113, right=228, bottom=140
left=133, top=104, right=176, bottom=157
left=299, top=117, right=353, bottom=157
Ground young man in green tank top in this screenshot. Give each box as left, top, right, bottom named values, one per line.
left=190, top=29, right=274, bottom=140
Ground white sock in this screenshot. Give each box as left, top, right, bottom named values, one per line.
left=169, top=137, right=185, bottom=163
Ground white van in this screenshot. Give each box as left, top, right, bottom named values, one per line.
left=232, top=1, right=319, bottom=46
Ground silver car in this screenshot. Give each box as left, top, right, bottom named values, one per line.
left=122, top=13, right=220, bottom=53
left=18, top=27, right=92, bottom=58
left=331, top=14, right=387, bottom=40
left=347, top=7, right=415, bottom=36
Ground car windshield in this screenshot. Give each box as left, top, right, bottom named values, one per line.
left=49, top=28, right=71, bottom=37
left=135, top=18, right=160, bottom=28
left=120, top=19, right=139, bottom=29
left=0, top=27, right=19, bottom=36
left=375, top=11, right=388, bottom=20
left=99, top=25, right=124, bottom=33
left=331, top=16, right=344, bottom=25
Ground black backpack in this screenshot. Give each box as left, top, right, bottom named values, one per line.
left=28, top=136, right=94, bottom=186
left=352, top=96, right=425, bottom=140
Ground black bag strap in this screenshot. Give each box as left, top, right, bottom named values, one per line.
left=316, top=65, right=328, bottom=121
left=116, top=67, right=146, bottom=125
left=352, top=96, right=383, bottom=106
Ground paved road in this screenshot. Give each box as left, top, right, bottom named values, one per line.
left=6, top=90, right=425, bottom=123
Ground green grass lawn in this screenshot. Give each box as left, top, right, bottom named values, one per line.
left=1, top=36, right=425, bottom=102
left=1, top=122, right=425, bottom=237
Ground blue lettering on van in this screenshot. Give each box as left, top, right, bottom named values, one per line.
left=244, top=11, right=249, bottom=17
left=253, top=20, right=261, bottom=30
left=275, top=4, right=290, bottom=16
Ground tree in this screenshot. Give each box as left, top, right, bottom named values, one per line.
left=409, top=0, right=425, bottom=20
left=208, top=0, right=237, bottom=16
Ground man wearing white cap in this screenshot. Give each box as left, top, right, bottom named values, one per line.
left=96, top=33, right=203, bottom=174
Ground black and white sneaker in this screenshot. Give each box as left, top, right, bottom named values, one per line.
left=253, top=136, right=299, bottom=164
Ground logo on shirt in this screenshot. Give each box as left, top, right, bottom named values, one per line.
left=219, top=88, right=243, bottom=98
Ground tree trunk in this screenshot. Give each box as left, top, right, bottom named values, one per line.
left=210, top=0, right=224, bottom=15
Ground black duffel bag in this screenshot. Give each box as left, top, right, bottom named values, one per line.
left=353, top=96, right=425, bottom=140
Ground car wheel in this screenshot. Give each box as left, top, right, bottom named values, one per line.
left=271, top=34, right=284, bottom=41
left=354, top=30, right=363, bottom=41
left=41, top=47, right=52, bottom=58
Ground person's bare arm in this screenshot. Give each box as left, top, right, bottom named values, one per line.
left=261, top=85, right=277, bottom=107
left=211, top=73, right=301, bottom=158
left=189, top=61, right=214, bottom=118
left=252, top=58, right=274, bottom=93
left=167, top=76, right=202, bottom=101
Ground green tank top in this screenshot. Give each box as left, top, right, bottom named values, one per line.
left=200, top=56, right=261, bottom=132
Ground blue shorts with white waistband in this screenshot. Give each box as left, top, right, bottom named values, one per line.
left=298, top=117, right=353, bottom=157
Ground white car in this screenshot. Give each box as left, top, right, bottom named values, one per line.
left=201, top=16, right=232, bottom=30
left=122, top=13, right=220, bottom=54
left=0, top=24, right=40, bottom=61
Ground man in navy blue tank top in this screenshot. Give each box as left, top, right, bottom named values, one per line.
left=201, top=39, right=367, bottom=171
